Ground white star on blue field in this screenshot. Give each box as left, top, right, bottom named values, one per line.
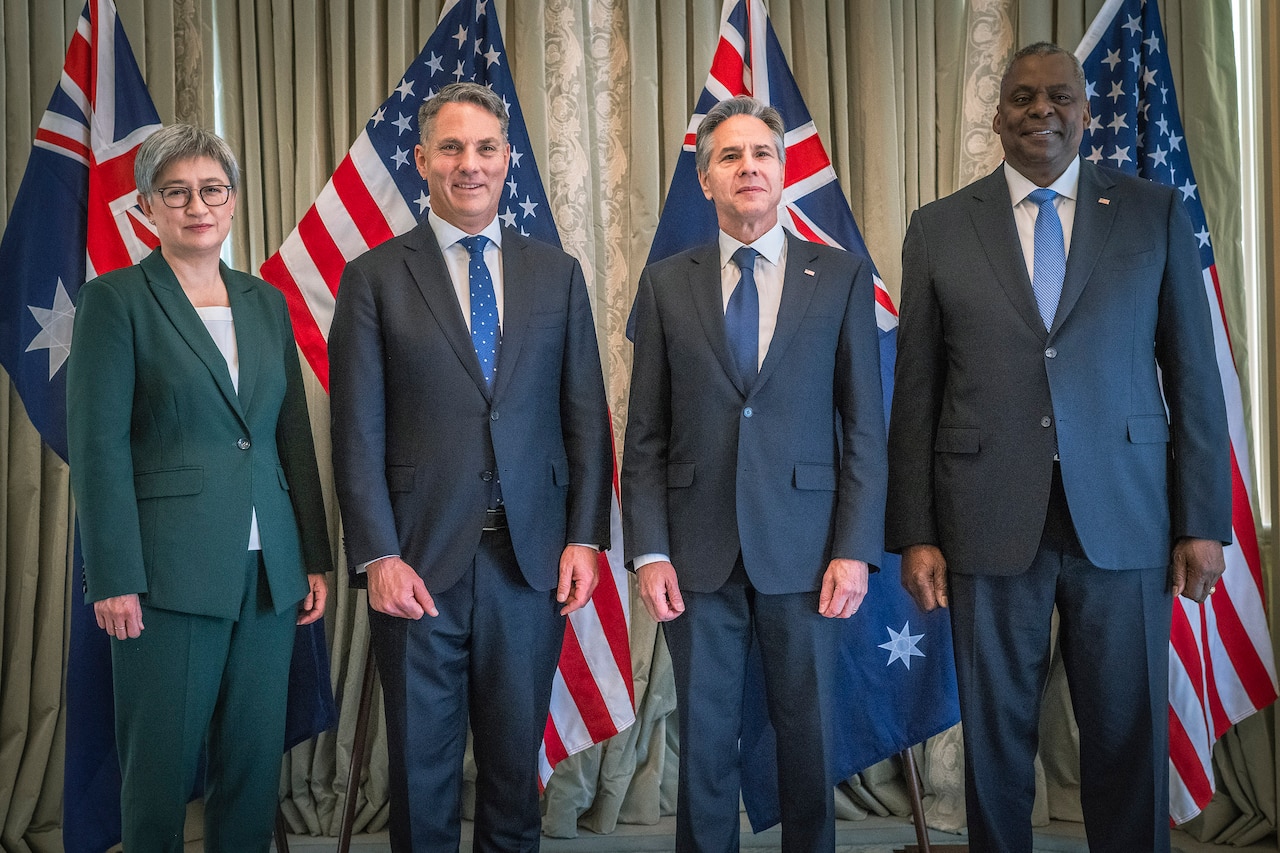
left=879, top=622, right=926, bottom=670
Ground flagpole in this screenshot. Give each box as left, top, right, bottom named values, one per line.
left=338, top=642, right=379, bottom=853
left=899, top=748, right=969, bottom=852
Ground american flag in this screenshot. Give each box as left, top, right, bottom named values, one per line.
left=259, top=0, right=635, bottom=788
left=643, top=0, right=959, bottom=831
left=1076, top=0, right=1278, bottom=823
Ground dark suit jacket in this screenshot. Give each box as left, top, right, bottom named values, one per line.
left=67, top=249, right=332, bottom=619
left=886, top=161, right=1231, bottom=575
left=328, top=221, right=611, bottom=593
left=622, top=234, right=888, bottom=594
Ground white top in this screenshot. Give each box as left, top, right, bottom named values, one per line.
left=196, top=305, right=261, bottom=551
left=1004, top=157, right=1081, bottom=283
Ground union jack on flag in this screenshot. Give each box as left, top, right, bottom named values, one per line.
left=643, top=0, right=960, bottom=831
left=259, top=0, right=635, bottom=789
left=1076, top=0, right=1278, bottom=823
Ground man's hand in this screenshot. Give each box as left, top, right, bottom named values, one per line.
left=95, top=593, right=144, bottom=640
left=296, top=573, right=328, bottom=625
left=1169, top=537, right=1225, bottom=603
left=818, top=558, right=869, bottom=618
left=366, top=556, right=437, bottom=619
left=637, top=560, right=686, bottom=622
left=557, top=544, right=600, bottom=616
left=901, top=544, right=949, bottom=611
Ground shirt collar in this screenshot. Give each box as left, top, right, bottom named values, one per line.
left=427, top=209, right=504, bottom=251
left=718, top=221, right=786, bottom=269
left=1004, top=156, right=1081, bottom=206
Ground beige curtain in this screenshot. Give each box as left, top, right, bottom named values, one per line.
left=0, top=0, right=1268, bottom=848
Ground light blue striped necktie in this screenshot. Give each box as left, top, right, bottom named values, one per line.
left=460, top=234, right=499, bottom=386
left=1028, top=187, right=1065, bottom=331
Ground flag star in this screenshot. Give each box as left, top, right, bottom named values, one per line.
left=879, top=622, right=926, bottom=670
left=1107, top=113, right=1129, bottom=133
left=1108, top=145, right=1132, bottom=167
left=1087, top=114, right=1103, bottom=134
left=510, top=147, right=523, bottom=168
left=1103, top=48, right=1122, bottom=70
left=1168, top=133, right=1183, bottom=151
left=1123, top=14, right=1142, bottom=36
left=475, top=38, right=484, bottom=55
left=1108, top=80, right=1126, bottom=103
left=484, top=46, right=502, bottom=67
left=501, top=94, right=512, bottom=114
left=1195, top=226, right=1211, bottom=247
left=507, top=175, right=518, bottom=197
left=370, top=106, right=386, bottom=127
left=1156, top=116, right=1170, bottom=136
left=519, top=196, right=539, bottom=218
left=1179, top=178, right=1198, bottom=200
left=500, top=208, right=517, bottom=228
left=454, top=60, right=466, bottom=81
left=26, top=278, right=76, bottom=378
left=415, top=190, right=430, bottom=214
left=1141, top=67, right=1157, bottom=87
left=453, top=24, right=469, bottom=49
left=1160, top=85, right=1169, bottom=104
left=1129, top=49, right=1142, bottom=70
left=1136, top=130, right=1145, bottom=147
left=1138, top=100, right=1150, bottom=120
left=391, top=146, right=411, bottom=169
left=1086, top=145, right=1105, bottom=164
left=395, top=77, right=415, bottom=100
left=478, top=0, right=489, bottom=16
left=425, top=52, right=444, bottom=76
left=520, top=227, right=530, bottom=237
left=1144, top=34, right=1161, bottom=54
left=393, top=113, right=414, bottom=135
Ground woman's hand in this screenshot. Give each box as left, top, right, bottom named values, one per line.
left=297, top=573, right=328, bottom=625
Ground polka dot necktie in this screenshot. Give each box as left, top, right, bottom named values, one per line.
left=460, top=235, right=499, bottom=387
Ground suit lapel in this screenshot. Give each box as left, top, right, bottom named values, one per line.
left=753, top=234, right=819, bottom=393
left=688, top=244, right=745, bottom=395
left=402, top=221, right=493, bottom=398
left=141, top=251, right=247, bottom=423
left=1052, top=161, right=1117, bottom=335
left=225, top=265, right=262, bottom=414
left=491, top=229, right=533, bottom=403
left=969, top=167, right=1048, bottom=338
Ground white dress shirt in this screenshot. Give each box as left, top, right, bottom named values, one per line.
left=1004, top=157, right=1081, bottom=282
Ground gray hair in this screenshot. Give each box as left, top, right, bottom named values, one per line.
left=418, top=82, right=510, bottom=144
left=1003, top=42, right=1087, bottom=93
left=134, top=124, right=239, bottom=195
left=694, top=96, right=786, bottom=174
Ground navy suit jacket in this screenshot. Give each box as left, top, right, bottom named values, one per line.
left=622, top=234, right=888, bottom=594
left=68, top=250, right=331, bottom=619
left=328, top=220, right=612, bottom=593
left=887, top=161, right=1231, bottom=575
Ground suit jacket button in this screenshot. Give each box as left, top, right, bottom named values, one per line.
left=490, top=410, right=499, bottom=421
left=743, top=407, right=753, bottom=418
left=481, top=471, right=494, bottom=482
left=237, top=437, right=251, bottom=450
left=1045, top=347, right=1057, bottom=358
left=1040, top=416, right=1051, bottom=428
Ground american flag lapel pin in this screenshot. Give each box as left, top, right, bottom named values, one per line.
left=804, top=269, right=816, bottom=276
left=1099, top=198, right=1111, bottom=205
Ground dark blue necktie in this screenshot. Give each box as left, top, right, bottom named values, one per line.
left=1028, top=187, right=1065, bottom=331
left=460, top=235, right=499, bottom=386
left=726, top=246, right=760, bottom=388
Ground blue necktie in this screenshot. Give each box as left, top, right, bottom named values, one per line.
left=1028, top=187, right=1065, bottom=331
left=725, top=246, right=760, bottom=388
left=460, top=235, right=499, bottom=386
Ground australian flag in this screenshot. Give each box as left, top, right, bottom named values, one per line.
left=643, top=0, right=960, bottom=831
left=0, top=2, right=336, bottom=849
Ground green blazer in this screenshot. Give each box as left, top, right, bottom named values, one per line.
left=68, top=249, right=331, bottom=619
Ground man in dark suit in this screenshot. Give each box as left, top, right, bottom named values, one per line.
left=623, top=96, right=888, bottom=852
left=887, top=43, right=1231, bottom=852
left=329, top=82, right=612, bottom=852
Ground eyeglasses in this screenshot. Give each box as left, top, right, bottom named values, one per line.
left=154, top=185, right=235, bottom=208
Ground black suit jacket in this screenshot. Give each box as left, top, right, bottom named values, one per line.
left=329, top=221, right=611, bottom=593
left=623, top=234, right=888, bottom=594
left=887, top=161, right=1231, bottom=574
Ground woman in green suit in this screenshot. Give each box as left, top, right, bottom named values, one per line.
left=66, top=125, right=332, bottom=852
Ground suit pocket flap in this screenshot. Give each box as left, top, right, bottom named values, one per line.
left=551, top=457, right=570, bottom=486
left=1109, top=249, right=1158, bottom=270
left=134, top=467, right=203, bottom=499
left=1127, top=415, right=1170, bottom=444
left=934, top=426, right=979, bottom=454
left=529, top=309, right=567, bottom=328
left=386, top=465, right=416, bottom=493
left=667, top=461, right=695, bottom=488
left=793, top=463, right=837, bottom=491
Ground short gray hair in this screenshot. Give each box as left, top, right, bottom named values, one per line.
left=418, top=82, right=510, bottom=144
left=1003, top=42, right=1087, bottom=94
left=694, top=96, right=786, bottom=174
left=134, top=124, right=239, bottom=195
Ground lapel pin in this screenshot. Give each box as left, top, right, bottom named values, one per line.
left=804, top=269, right=815, bottom=276
left=1098, top=198, right=1111, bottom=205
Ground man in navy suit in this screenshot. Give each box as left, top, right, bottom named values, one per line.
left=329, top=82, right=612, bottom=852
left=623, top=96, right=888, bottom=852
left=887, top=43, right=1231, bottom=852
